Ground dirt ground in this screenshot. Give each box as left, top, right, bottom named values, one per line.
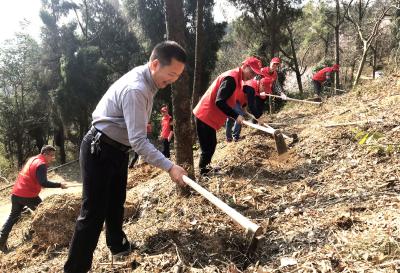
left=0, top=74, right=399, bottom=272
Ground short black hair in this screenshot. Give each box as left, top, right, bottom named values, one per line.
left=40, top=145, right=56, bottom=155
left=150, top=41, right=187, bottom=66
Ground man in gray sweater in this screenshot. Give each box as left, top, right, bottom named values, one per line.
left=64, top=41, right=188, bottom=273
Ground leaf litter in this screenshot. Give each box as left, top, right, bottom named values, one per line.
left=0, top=75, right=399, bottom=272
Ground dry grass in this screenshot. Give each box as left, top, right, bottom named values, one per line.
left=0, top=75, right=399, bottom=272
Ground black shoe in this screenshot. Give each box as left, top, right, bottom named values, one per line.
left=0, top=233, right=8, bottom=253
left=200, top=166, right=221, bottom=176
left=0, top=240, right=8, bottom=253
left=111, top=238, right=136, bottom=257
left=233, top=136, right=244, bottom=142
left=200, top=167, right=211, bottom=176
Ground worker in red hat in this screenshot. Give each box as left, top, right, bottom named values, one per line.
left=312, top=64, right=340, bottom=98
left=159, top=106, right=173, bottom=158
left=258, top=57, right=286, bottom=99
left=193, top=56, right=263, bottom=175
left=226, top=56, right=286, bottom=136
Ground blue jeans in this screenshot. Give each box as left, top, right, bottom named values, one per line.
left=226, top=102, right=244, bottom=140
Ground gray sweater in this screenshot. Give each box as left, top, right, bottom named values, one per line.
left=92, top=64, right=173, bottom=171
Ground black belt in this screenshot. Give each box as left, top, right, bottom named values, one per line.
left=90, top=126, right=131, bottom=153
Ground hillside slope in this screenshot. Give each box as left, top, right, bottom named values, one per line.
left=0, top=74, right=399, bottom=272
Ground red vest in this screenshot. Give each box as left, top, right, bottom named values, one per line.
left=160, top=114, right=172, bottom=139
left=260, top=67, right=278, bottom=94
left=12, top=154, right=47, bottom=198
left=312, top=67, right=334, bottom=83
left=193, top=68, right=243, bottom=130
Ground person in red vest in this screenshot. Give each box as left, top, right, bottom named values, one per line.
left=193, top=56, right=263, bottom=175
left=258, top=57, right=286, bottom=99
left=0, top=145, right=68, bottom=252
left=159, top=106, right=173, bottom=158
left=225, top=57, right=287, bottom=141
left=312, top=64, right=340, bottom=97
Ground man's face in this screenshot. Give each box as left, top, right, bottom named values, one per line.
left=242, top=65, right=257, bottom=81
left=269, top=62, right=279, bottom=72
left=44, top=152, right=56, bottom=164
left=150, top=58, right=185, bottom=89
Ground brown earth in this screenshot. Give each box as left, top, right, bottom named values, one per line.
left=0, top=75, right=399, bottom=272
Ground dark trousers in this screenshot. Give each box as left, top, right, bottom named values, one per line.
left=195, top=118, right=217, bottom=174
left=64, top=130, right=129, bottom=273
left=225, top=102, right=244, bottom=141
left=0, top=195, right=41, bottom=239
left=312, top=80, right=323, bottom=96
left=161, top=138, right=170, bottom=158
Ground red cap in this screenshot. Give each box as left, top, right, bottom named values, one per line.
left=271, top=57, right=281, bottom=64
left=332, top=64, right=340, bottom=71
left=242, top=57, right=263, bottom=75
left=161, top=106, right=168, bottom=113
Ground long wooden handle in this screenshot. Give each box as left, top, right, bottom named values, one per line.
left=265, top=94, right=322, bottom=105
left=182, top=175, right=262, bottom=236
left=243, top=120, right=276, bottom=135
left=243, top=120, right=291, bottom=139
left=67, top=184, right=83, bottom=188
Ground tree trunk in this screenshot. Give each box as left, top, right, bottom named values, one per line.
left=334, top=25, right=340, bottom=91
left=349, top=59, right=356, bottom=86
left=191, top=0, right=205, bottom=142
left=287, top=26, right=303, bottom=94
left=334, top=0, right=340, bottom=91
left=324, top=33, right=330, bottom=58
left=371, top=40, right=378, bottom=79
left=55, top=126, right=66, bottom=163
left=270, top=0, right=279, bottom=57
left=353, top=42, right=369, bottom=86
left=164, top=0, right=194, bottom=177
left=17, top=140, right=24, bottom=168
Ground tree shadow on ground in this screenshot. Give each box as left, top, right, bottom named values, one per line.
left=141, top=228, right=259, bottom=271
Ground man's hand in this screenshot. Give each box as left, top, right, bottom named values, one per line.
left=236, top=115, right=244, bottom=124
left=167, top=135, right=172, bottom=142
left=281, top=93, right=287, bottom=100
left=259, top=92, right=267, bottom=99
left=168, top=164, right=187, bottom=187
left=60, top=183, right=68, bottom=189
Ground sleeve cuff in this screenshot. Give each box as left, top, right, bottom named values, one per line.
left=161, top=160, right=174, bottom=172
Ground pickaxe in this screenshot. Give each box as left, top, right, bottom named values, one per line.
left=243, top=120, right=288, bottom=155
left=263, top=123, right=299, bottom=146
left=182, top=175, right=263, bottom=255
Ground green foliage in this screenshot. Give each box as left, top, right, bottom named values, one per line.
left=227, top=0, right=302, bottom=60
left=351, top=128, right=400, bottom=155
left=0, top=32, right=47, bottom=166
left=41, top=0, right=144, bottom=143
left=302, top=1, right=331, bottom=45
left=124, top=0, right=226, bottom=105
left=312, top=60, right=334, bottom=73
left=352, top=128, right=383, bottom=145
